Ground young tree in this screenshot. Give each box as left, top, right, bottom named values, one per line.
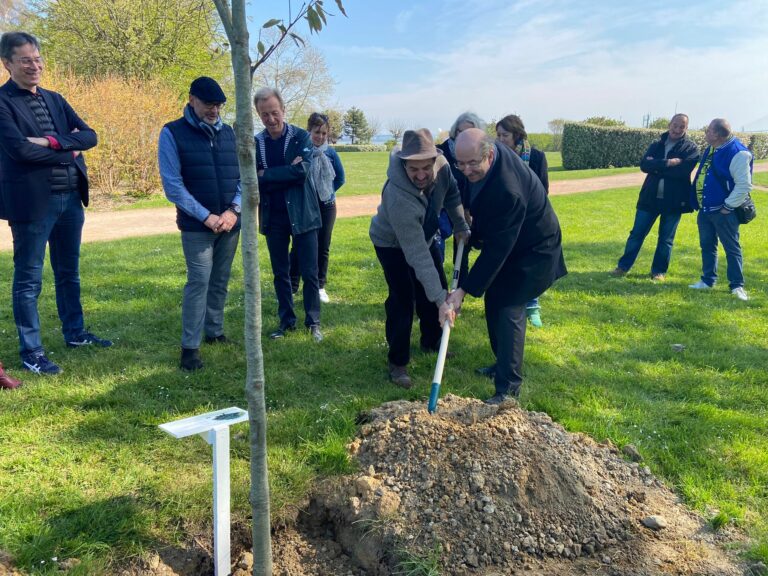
left=209, top=1, right=345, bottom=574
left=387, top=118, right=407, bottom=144
left=548, top=118, right=566, bottom=151
left=343, top=106, right=371, bottom=144
left=323, top=107, right=344, bottom=143
left=367, top=115, right=382, bottom=143
left=252, top=29, right=335, bottom=124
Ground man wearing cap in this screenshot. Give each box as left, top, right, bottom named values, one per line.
left=0, top=31, right=111, bottom=377
left=369, top=128, right=470, bottom=388
left=447, top=129, right=566, bottom=404
left=158, top=76, right=241, bottom=370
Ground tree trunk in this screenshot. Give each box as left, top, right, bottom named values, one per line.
left=212, top=0, right=273, bottom=573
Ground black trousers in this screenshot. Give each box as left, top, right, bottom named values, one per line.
left=290, top=200, right=337, bottom=290
left=375, top=244, right=447, bottom=367
left=484, top=291, right=526, bottom=397
left=265, top=216, right=321, bottom=328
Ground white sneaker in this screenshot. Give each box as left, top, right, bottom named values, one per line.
left=689, top=280, right=712, bottom=289
left=318, top=288, right=330, bottom=304
left=731, top=287, right=749, bottom=301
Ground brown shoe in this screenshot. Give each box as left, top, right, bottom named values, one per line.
left=610, top=267, right=627, bottom=277
left=0, top=362, right=22, bottom=390
left=651, top=273, right=665, bottom=281
left=388, top=363, right=412, bottom=389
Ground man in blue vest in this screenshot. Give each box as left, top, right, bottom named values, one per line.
left=158, top=77, right=241, bottom=370
left=689, top=118, right=753, bottom=301
left=0, top=31, right=112, bottom=377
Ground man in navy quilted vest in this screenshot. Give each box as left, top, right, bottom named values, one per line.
left=0, top=31, right=112, bottom=377
left=159, top=77, right=241, bottom=370
left=689, top=118, right=753, bottom=302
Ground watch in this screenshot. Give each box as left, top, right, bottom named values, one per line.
left=228, top=204, right=241, bottom=215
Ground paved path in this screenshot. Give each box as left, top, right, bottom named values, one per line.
left=2, top=165, right=766, bottom=251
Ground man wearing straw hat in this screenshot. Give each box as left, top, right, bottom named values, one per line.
left=370, top=128, right=470, bottom=389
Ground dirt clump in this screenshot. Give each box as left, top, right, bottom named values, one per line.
left=282, top=394, right=747, bottom=576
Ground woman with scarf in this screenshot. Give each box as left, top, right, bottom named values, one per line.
left=290, top=112, right=346, bottom=303
left=496, top=114, right=549, bottom=327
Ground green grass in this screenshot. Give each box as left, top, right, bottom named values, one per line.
left=1, top=189, right=767, bottom=574
left=753, top=172, right=768, bottom=187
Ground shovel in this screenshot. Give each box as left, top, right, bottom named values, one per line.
left=427, top=239, right=465, bottom=414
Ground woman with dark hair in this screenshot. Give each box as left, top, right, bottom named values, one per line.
left=496, top=114, right=549, bottom=327
left=290, top=112, right=345, bottom=303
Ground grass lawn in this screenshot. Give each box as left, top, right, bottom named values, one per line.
left=2, top=189, right=766, bottom=574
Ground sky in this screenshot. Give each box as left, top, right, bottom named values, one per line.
left=247, top=0, right=768, bottom=134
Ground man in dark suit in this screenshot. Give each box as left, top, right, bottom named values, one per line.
left=446, top=128, right=566, bottom=404
left=0, top=31, right=111, bottom=376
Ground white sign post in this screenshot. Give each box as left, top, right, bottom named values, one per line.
left=159, top=407, right=248, bottom=576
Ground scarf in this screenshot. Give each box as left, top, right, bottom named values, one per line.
left=515, top=138, right=531, bottom=165
left=184, top=104, right=222, bottom=140
left=695, top=147, right=713, bottom=208
left=310, top=143, right=336, bottom=202
left=255, top=123, right=295, bottom=168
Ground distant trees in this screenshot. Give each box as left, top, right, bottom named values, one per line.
left=548, top=118, right=566, bottom=151
left=343, top=106, right=372, bottom=144
left=648, top=117, right=670, bottom=129
left=323, top=108, right=344, bottom=143
left=253, top=30, right=335, bottom=125
left=583, top=116, right=626, bottom=127
left=29, top=0, right=228, bottom=93
left=387, top=119, right=407, bottom=144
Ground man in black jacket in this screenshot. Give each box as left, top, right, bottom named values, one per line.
left=447, top=129, right=567, bottom=404
left=0, top=31, right=111, bottom=376
left=611, top=114, right=700, bottom=281
left=254, top=87, right=323, bottom=342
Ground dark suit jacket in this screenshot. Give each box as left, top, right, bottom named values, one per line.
left=0, top=79, right=97, bottom=222
left=461, top=143, right=566, bottom=306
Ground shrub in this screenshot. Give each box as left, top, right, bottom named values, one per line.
left=561, top=123, right=768, bottom=170
left=528, top=133, right=554, bottom=151
left=332, top=144, right=387, bottom=152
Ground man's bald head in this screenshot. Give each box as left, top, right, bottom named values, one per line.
left=705, top=118, right=732, bottom=147
left=455, top=128, right=495, bottom=182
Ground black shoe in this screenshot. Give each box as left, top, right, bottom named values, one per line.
left=309, top=325, right=323, bottom=343
left=21, top=351, right=62, bottom=375
left=269, top=324, right=296, bottom=339
left=180, top=348, right=203, bottom=371
left=475, top=365, right=496, bottom=379
left=67, top=330, right=113, bottom=348
left=484, top=393, right=507, bottom=405
left=204, top=334, right=229, bottom=344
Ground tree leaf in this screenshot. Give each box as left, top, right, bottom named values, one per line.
left=306, top=5, right=322, bottom=32
left=257, top=41, right=265, bottom=56
left=334, top=0, right=348, bottom=17
left=289, top=32, right=305, bottom=48
left=262, top=18, right=281, bottom=29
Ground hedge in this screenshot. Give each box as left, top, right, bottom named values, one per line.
left=562, top=123, right=768, bottom=170
left=332, top=144, right=387, bottom=152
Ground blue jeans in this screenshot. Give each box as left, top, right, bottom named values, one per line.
left=697, top=209, right=743, bottom=289
left=180, top=229, right=240, bottom=349
left=617, top=209, right=682, bottom=275
left=265, top=218, right=320, bottom=328
left=10, top=192, right=85, bottom=356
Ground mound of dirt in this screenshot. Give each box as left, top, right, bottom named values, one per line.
left=276, top=394, right=747, bottom=576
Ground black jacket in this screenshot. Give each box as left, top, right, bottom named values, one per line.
left=637, top=132, right=700, bottom=214
left=528, top=147, right=549, bottom=193
left=461, top=144, right=566, bottom=306
left=0, top=79, right=96, bottom=222
left=256, top=125, right=320, bottom=235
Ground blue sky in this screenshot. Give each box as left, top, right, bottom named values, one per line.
left=247, top=0, right=768, bottom=134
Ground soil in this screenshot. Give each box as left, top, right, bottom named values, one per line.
left=2, top=166, right=765, bottom=252
left=40, top=395, right=756, bottom=576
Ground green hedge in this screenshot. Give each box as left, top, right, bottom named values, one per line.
left=528, top=133, right=554, bottom=151
left=332, top=144, right=387, bottom=152
left=561, top=123, right=768, bottom=170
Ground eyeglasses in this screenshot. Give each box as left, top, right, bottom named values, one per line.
left=454, top=156, right=486, bottom=170
left=201, top=101, right=225, bottom=110
left=16, top=57, right=43, bottom=67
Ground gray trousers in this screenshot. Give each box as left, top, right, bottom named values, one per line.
left=180, top=229, right=240, bottom=349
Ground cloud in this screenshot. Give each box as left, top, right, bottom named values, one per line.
left=394, top=9, right=413, bottom=34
